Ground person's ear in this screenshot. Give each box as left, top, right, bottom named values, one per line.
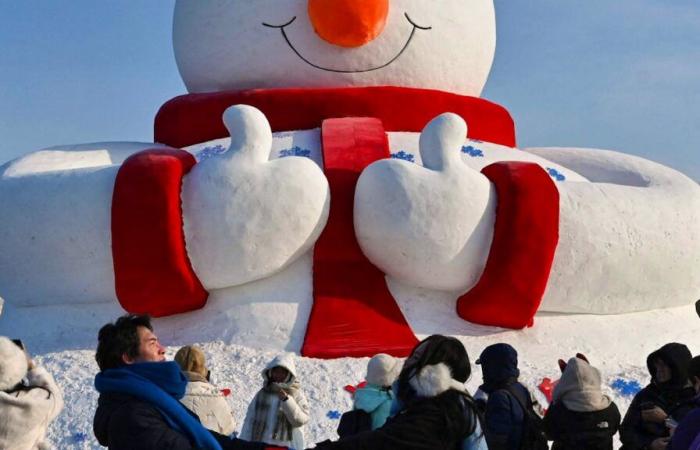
left=121, top=353, right=135, bottom=365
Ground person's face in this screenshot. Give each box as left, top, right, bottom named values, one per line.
left=654, top=359, right=672, bottom=383
left=270, top=366, right=290, bottom=383
left=123, top=326, right=166, bottom=364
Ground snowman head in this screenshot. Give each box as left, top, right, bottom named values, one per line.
left=173, top=0, right=496, bottom=97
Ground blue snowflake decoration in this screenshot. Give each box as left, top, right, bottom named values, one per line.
left=390, top=150, right=415, bottom=163
left=197, top=144, right=227, bottom=161
left=461, top=145, right=484, bottom=158
left=72, top=432, right=88, bottom=443
left=326, top=410, right=342, bottom=420
left=546, top=167, right=566, bottom=182
left=611, top=378, right=642, bottom=397
left=279, top=146, right=311, bottom=158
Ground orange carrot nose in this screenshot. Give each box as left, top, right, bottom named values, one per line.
left=308, top=0, right=390, bottom=48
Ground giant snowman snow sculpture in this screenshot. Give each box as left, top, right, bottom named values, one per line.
left=0, top=0, right=698, bottom=358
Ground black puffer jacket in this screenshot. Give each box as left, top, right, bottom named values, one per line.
left=311, top=391, right=480, bottom=450
left=620, top=343, right=697, bottom=450
left=94, top=392, right=272, bottom=450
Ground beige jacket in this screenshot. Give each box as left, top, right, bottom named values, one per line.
left=179, top=372, right=236, bottom=436
left=0, top=367, right=64, bottom=450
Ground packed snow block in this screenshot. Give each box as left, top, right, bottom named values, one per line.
left=155, top=87, right=515, bottom=149
left=302, top=117, right=418, bottom=359
left=112, top=149, right=208, bottom=317
left=457, top=161, right=559, bottom=328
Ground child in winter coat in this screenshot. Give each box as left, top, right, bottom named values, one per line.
left=353, top=353, right=401, bottom=430
left=543, top=355, right=621, bottom=450
left=174, top=345, right=237, bottom=436
left=240, top=354, right=310, bottom=450
left=0, top=336, right=64, bottom=450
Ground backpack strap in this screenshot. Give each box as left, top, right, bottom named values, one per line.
left=499, top=383, right=531, bottom=414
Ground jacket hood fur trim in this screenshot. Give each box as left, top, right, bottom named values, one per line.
left=409, top=363, right=468, bottom=398
left=0, top=337, right=28, bottom=391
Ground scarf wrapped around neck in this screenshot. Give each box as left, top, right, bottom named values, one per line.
left=95, top=361, right=222, bottom=450
left=250, top=378, right=300, bottom=443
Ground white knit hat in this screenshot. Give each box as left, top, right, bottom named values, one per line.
left=0, top=336, right=28, bottom=391
left=366, top=353, right=401, bottom=387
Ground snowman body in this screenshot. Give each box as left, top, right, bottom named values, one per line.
left=0, top=0, right=698, bottom=355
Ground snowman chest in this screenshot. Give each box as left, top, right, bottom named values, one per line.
left=184, top=130, right=588, bottom=184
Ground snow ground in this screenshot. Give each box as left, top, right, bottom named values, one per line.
left=1, top=253, right=697, bottom=449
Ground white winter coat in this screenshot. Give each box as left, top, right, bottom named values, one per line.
left=179, top=372, right=236, bottom=436
left=240, top=354, right=310, bottom=450
left=0, top=367, right=64, bottom=450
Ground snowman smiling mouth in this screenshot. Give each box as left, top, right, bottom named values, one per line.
left=262, top=13, right=431, bottom=73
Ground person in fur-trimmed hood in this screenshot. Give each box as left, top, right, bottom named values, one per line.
left=310, top=334, right=487, bottom=450
left=175, top=345, right=236, bottom=436
left=620, top=343, right=697, bottom=450
left=0, top=336, right=64, bottom=450
left=240, top=353, right=310, bottom=450
left=543, top=355, right=621, bottom=450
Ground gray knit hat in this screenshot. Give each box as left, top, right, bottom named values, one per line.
left=366, top=353, right=401, bottom=387
left=0, top=336, right=28, bottom=391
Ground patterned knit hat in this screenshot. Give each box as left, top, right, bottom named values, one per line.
left=0, top=336, right=28, bottom=391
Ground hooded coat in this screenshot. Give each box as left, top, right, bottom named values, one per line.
left=620, top=343, right=697, bottom=450
left=543, top=358, right=621, bottom=450
left=477, top=343, right=533, bottom=450
left=311, top=363, right=487, bottom=450
left=180, top=371, right=237, bottom=436
left=0, top=366, right=64, bottom=450
left=353, top=384, right=394, bottom=430
left=240, top=354, right=310, bottom=450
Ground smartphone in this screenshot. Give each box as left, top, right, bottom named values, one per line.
left=11, top=339, right=24, bottom=350
left=665, top=417, right=679, bottom=429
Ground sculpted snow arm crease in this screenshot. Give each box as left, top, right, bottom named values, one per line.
left=524, top=146, right=700, bottom=313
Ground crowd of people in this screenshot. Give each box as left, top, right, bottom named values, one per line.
left=0, top=310, right=699, bottom=450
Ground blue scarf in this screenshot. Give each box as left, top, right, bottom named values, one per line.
left=95, top=361, right=222, bottom=450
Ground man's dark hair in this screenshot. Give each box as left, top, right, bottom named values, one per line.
left=95, top=314, right=153, bottom=371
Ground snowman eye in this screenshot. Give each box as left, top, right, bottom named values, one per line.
left=262, top=16, right=296, bottom=29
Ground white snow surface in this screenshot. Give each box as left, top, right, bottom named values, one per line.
left=2, top=283, right=698, bottom=449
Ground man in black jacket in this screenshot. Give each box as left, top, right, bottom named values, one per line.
left=93, top=314, right=281, bottom=450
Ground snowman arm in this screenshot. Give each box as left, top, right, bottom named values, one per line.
left=0, top=142, right=173, bottom=178
left=523, top=146, right=695, bottom=188
left=523, top=146, right=700, bottom=313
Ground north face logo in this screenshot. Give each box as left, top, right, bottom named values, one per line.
left=596, top=421, right=610, bottom=429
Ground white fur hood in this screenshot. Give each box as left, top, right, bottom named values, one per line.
left=409, top=363, right=469, bottom=398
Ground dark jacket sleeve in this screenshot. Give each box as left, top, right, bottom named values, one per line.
left=543, top=402, right=563, bottom=442
left=620, top=389, right=666, bottom=450
left=105, top=401, right=198, bottom=450
left=484, top=390, right=518, bottom=450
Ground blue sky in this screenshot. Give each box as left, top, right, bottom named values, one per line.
left=1, top=1, right=698, bottom=181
